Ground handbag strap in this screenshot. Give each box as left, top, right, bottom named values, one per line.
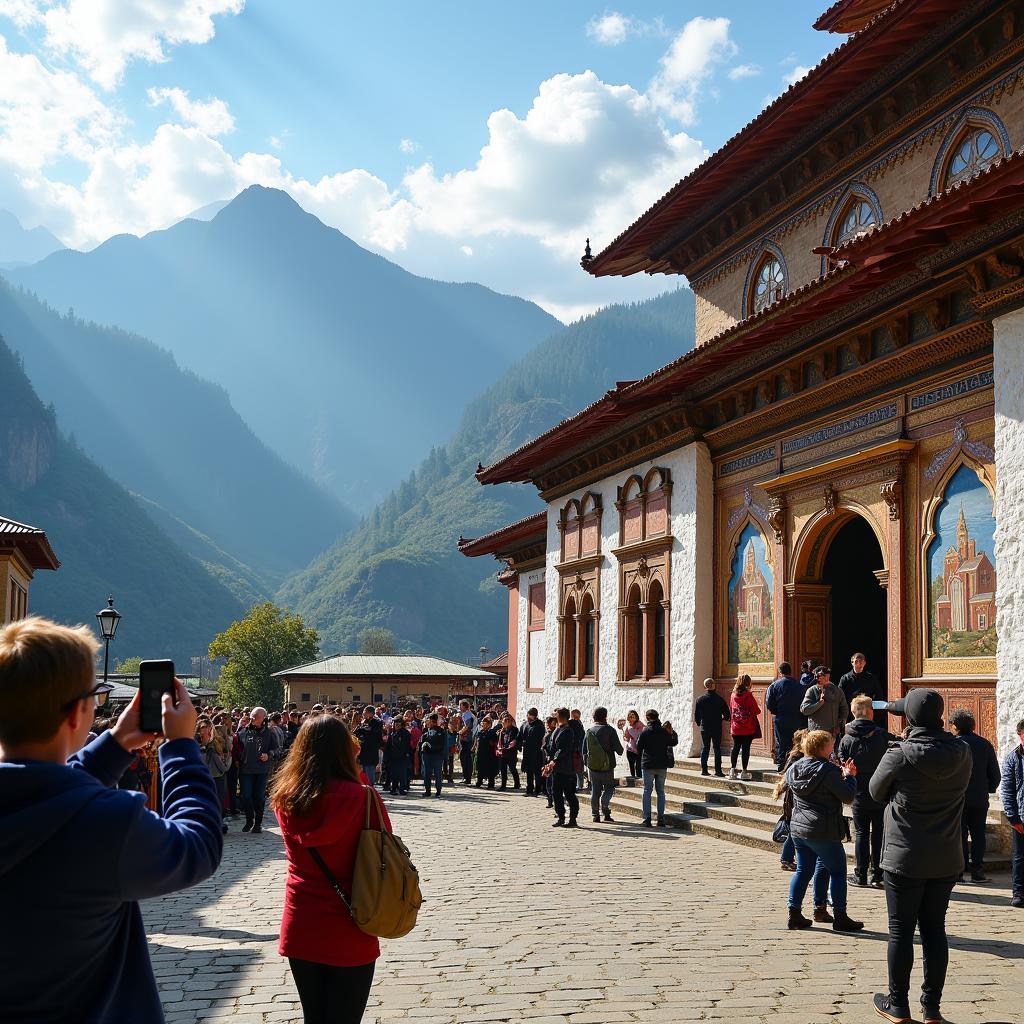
left=307, top=847, right=354, bottom=917
left=363, top=785, right=386, bottom=831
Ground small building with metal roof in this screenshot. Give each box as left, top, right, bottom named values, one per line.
left=1, top=515, right=59, bottom=625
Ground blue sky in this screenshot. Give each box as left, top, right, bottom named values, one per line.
left=0, top=1, right=833, bottom=318
left=928, top=466, right=997, bottom=587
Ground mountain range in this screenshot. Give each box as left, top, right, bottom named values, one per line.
left=7, top=186, right=561, bottom=511
left=0, top=209, right=64, bottom=268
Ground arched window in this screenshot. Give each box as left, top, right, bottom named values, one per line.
left=561, top=595, right=577, bottom=680
left=930, top=109, right=1010, bottom=195
left=751, top=254, right=785, bottom=314
left=580, top=593, right=596, bottom=678
left=834, top=198, right=877, bottom=244
left=945, top=128, right=1000, bottom=187
left=625, top=584, right=643, bottom=680
left=649, top=579, right=667, bottom=678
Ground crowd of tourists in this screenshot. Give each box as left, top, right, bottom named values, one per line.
left=3, top=615, right=1024, bottom=1024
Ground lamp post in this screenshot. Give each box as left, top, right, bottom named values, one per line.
left=471, top=678, right=479, bottom=714
left=96, top=596, right=121, bottom=685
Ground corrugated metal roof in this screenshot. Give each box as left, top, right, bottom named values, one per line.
left=0, top=516, right=45, bottom=535
left=273, top=655, right=498, bottom=679
left=0, top=515, right=60, bottom=569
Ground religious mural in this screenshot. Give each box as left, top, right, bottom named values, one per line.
left=728, top=523, right=774, bottom=664
left=928, top=465, right=997, bottom=658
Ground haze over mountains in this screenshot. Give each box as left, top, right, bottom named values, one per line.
left=8, top=186, right=561, bottom=511
left=0, top=209, right=64, bottom=268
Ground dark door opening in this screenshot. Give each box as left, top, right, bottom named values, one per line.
left=820, top=515, right=887, bottom=696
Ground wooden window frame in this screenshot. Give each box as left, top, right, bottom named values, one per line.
left=526, top=581, right=546, bottom=692
left=556, top=493, right=603, bottom=684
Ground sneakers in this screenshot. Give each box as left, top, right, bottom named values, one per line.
left=787, top=907, right=812, bottom=930
left=641, top=818, right=652, bottom=827
left=872, top=995, right=911, bottom=1023
left=593, top=814, right=601, bottom=823
left=564, top=819, right=580, bottom=828
left=714, top=771, right=727, bottom=777
left=832, top=911, right=864, bottom=932
left=871, top=875, right=885, bottom=889
left=740, top=771, right=753, bottom=781
left=656, top=817, right=668, bottom=828
left=1011, top=895, right=1024, bottom=908
left=603, top=813, right=613, bottom=822
left=813, top=905, right=833, bottom=924
left=922, top=1008, right=946, bottom=1024
left=728, top=768, right=740, bottom=779
left=551, top=819, right=565, bottom=827
left=241, top=821, right=253, bottom=833
left=780, top=860, right=796, bottom=872
left=251, top=825, right=262, bottom=834
left=850, top=874, right=869, bottom=887
left=971, top=871, right=988, bottom=883
left=700, top=769, right=710, bottom=776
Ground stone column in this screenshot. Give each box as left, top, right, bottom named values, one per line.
left=994, top=307, right=1024, bottom=754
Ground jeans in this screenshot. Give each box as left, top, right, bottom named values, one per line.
left=459, top=743, right=474, bottom=783
left=552, top=773, right=579, bottom=822
left=730, top=734, right=754, bottom=770
left=360, top=762, right=377, bottom=787
left=960, top=801, right=988, bottom=873
left=884, top=872, right=956, bottom=1012
left=576, top=771, right=586, bottom=791
left=289, top=958, right=375, bottom=1024
left=781, top=834, right=795, bottom=864
left=626, top=750, right=641, bottom=778
left=239, top=772, right=268, bottom=826
left=789, top=837, right=845, bottom=912
left=852, top=799, right=884, bottom=881
left=422, top=753, right=444, bottom=793
left=500, top=754, right=520, bottom=788
left=388, top=761, right=410, bottom=792
left=589, top=768, right=615, bottom=817
left=642, top=767, right=667, bottom=820
left=699, top=729, right=722, bottom=774
left=774, top=720, right=798, bottom=770
left=1012, top=825, right=1024, bottom=898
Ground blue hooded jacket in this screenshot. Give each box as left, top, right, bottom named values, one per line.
left=0, top=731, right=223, bottom=1023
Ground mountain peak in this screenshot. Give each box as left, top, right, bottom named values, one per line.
left=218, top=184, right=306, bottom=218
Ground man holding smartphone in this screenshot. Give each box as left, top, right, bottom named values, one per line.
left=0, top=616, right=223, bottom=1024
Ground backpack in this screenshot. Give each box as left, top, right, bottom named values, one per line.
left=585, top=727, right=612, bottom=772
left=310, top=787, right=423, bottom=939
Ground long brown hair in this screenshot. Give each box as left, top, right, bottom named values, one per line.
left=733, top=673, right=751, bottom=696
left=270, top=715, right=361, bottom=817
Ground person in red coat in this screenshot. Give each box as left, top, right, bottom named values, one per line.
left=729, top=673, right=762, bottom=780
left=270, top=715, right=392, bottom=1024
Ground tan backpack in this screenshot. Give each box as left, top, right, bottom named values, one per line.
left=309, top=786, right=422, bottom=939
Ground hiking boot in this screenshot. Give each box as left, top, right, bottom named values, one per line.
left=813, top=905, right=833, bottom=923
left=565, top=819, right=580, bottom=828
left=832, top=911, right=864, bottom=932
left=872, top=995, right=911, bottom=1023
left=251, top=825, right=262, bottom=834
left=971, top=871, right=988, bottom=883
left=603, top=813, right=613, bottom=822
left=592, top=814, right=601, bottom=823
left=787, top=907, right=812, bottom=930
left=641, top=818, right=652, bottom=827
left=922, top=1006, right=945, bottom=1024
left=701, top=769, right=710, bottom=776
left=551, top=819, right=565, bottom=827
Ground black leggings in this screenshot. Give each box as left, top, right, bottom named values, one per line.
left=626, top=750, right=641, bottom=777
left=289, top=958, right=375, bottom=1024
left=730, top=734, right=754, bottom=770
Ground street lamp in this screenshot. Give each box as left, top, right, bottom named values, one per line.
left=96, top=595, right=121, bottom=685
left=472, top=678, right=479, bottom=714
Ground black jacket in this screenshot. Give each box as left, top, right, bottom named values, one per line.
left=958, top=731, right=1001, bottom=807
left=694, top=692, right=730, bottom=732
left=498, top=724, right=520, bottom=760
left=384, top=726, right=412, bottom=764
left=785, top=756, right=855, bottom=842
left=419, top=726, right=447, bottom=757
left=519, top=718, right=545, bottom=769
left=238, top=723, right=280, bottom=775
left=568, top=718, right=585, bottom=755
left=636, top=721, right=677, bottom=770
left=550, top=724, right=576, bottom=775
left=354, top=717, right=384, bottom=765
left=474, top=726, right=499, bottom=770
left=838, top=669, right=884, bottom=713
left=869, top=727, right=971, bottom=878
left=837, top=718, right=893, bottom=807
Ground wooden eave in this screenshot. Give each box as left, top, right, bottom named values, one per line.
left=458, top=511, right=547, bottom=561
left=816, top=0, right=903, bottom=33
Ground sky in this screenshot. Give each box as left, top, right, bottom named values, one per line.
left=0, top=0, right=834, bottom=320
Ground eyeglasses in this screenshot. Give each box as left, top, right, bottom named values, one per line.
left=62, top=682, right=114, bottom=712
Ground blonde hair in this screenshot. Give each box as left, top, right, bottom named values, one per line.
left=851, top=695, right=874, bottom=717
left=0, top=616, right=99, bottom=745
left=802, top=729, right=834, bottom=759
left=733, top=673, right=751, bottom=695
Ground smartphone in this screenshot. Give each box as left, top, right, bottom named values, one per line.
left=871, top=700, right=889, bottom=711
left=139, top=660, right=175, bottom=733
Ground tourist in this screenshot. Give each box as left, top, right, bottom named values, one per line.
left=239, top=706, right=281, bottom=833
left=458, top=700, right=476, bottom=785
left=269, top=711, right=288, bottom=749
left=542, top=715, right=558, bottom=808
left=949, top=708, right=1000, bottom=883
left=765, top=662, right=808, bottom=772
left=418, top=713, right=446, bottom=798
left=621, top=709, right=643, bottom=779
left=728, top=673, right=761, bottom=780
left=197, top=717, right=231, bottom=835
left=0, top=617, right=222, bottom=1024
left=773, top=729, right=812, bottom=874
left=636, top=709, right=677, bottom=828
left=800, top=665, right=849, bottom=737
left=584, top=706, right=623, bottom=824
left=999, top=717, right=1024, bottom=909
left=445, top=715, right=460, bottom=784
left=838, top=695, right=890, bottom=888
left=546, top=708, right=580, bottom=827
left=785, top=729, right=863, bottom=933
left=569, top=709, right=586, bottom=791
left=518, top=707, right=545, bottom=796
left=473, top=716, right=499, bottom=789
left=354, top=706, right=383, bottom=788
left=270, top=715, right=388, bottom=1024
left=384, top=716, right=412, bottom=795
left=838, top=652, right=884, bottom=721
left=693, top=678, right=729, bottom=777
left=497, top=712, right=520, bottom=790
left=869, top=688, right=971, bottom=1024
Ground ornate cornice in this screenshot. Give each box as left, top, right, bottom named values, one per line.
left=611, top=535, right=674, bottom=560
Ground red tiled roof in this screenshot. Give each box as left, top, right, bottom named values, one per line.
left=585, top=0, right=962, bottom=279
left=481, top=151, right=1024, bottom=486
left=0, top=516, right=59, bottom=570
left=458, top=511, right=547, bottom=559
left=480, top=652, right=509, bottom=672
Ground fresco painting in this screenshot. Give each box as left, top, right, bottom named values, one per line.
left=728, top=523, right=774, bottom=664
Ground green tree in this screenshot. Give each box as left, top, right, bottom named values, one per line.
left=113, top=656, right=143, bottom=674
left=358, top=627, right=397, bottom=656
left=209, top=602, right=319, bottom=709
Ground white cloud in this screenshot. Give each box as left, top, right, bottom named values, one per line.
left=399, top=137, right=418, bottom=154
left=587, top=12, right=632, bottom=45
left=782, top=64, right=812, bottom=87
left=8, top=0, right=245, bottom=89
left=147, top=87, right=235, bottom=136
left=728, top=63, right=760, bottom=80
left=648, top=16, right=736, bottom=124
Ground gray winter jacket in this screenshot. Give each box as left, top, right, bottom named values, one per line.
left=869, top=727, right=971, bottom=878
left=785, top=755, right=856, bottom=842
left=800, top=683, right=849, bottom=734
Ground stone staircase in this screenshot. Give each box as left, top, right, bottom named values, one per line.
left=608, top=756, right=1012, bottom=870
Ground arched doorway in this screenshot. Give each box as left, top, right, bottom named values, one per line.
left=819, top=516, right=887, bottom=694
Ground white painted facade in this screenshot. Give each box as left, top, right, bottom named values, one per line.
left=994, top=308, right=1024, bottom=754
left=512, top=441, right=714, bottom=753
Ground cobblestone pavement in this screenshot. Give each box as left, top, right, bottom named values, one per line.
left=145, top=785, right=1022, bottom=1024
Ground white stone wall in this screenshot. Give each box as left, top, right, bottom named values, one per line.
left=995, top=308, right=1024, bottom=755
left=533, top=441, right=714, bottom=749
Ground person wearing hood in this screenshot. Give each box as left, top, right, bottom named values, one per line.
left=0, top=616, right=223, bottom=1024
left=270, top=714, right=391, bottom=1024
left=800, top=665, right=849, bottom=736
left=868, top=688, right=971, bottom=1024
left=784, top=728, right=863, bottom=933
left=838, top=694, right=893, bottom=888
